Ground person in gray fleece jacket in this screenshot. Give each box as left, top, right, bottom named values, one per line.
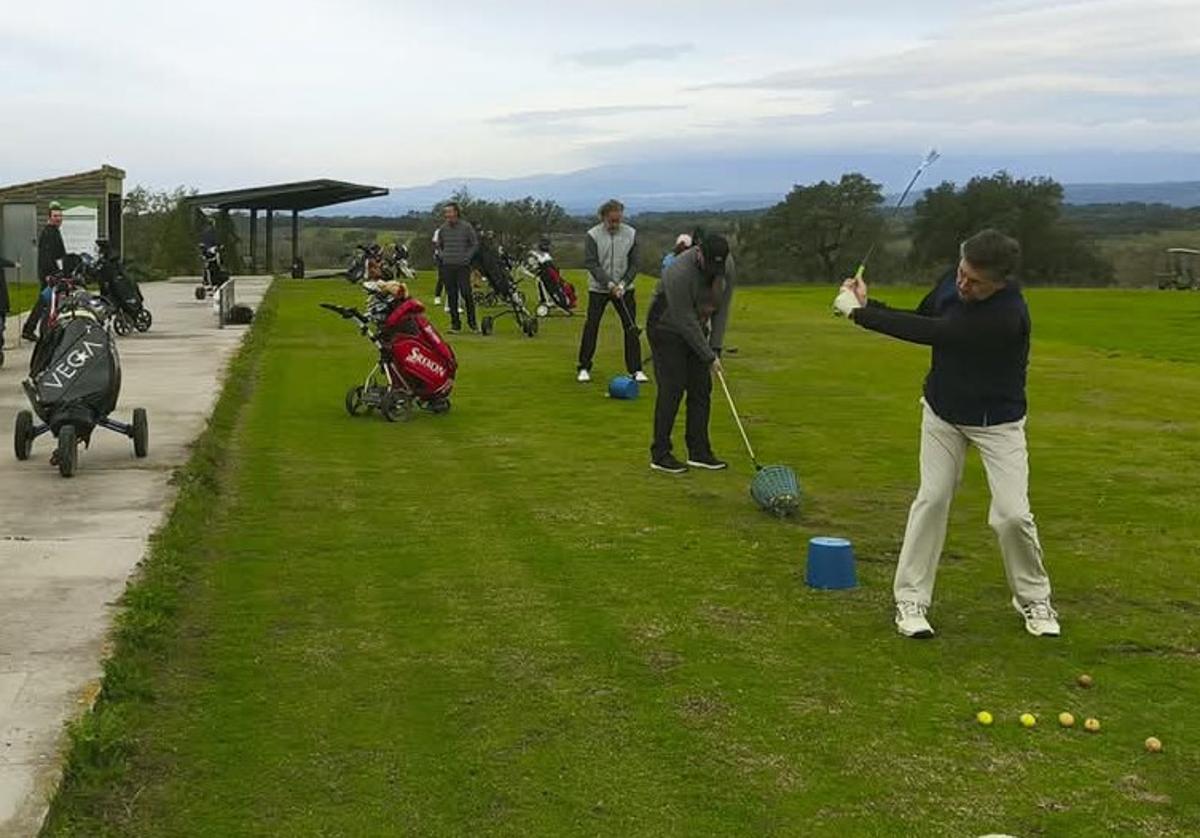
left=576, top=199, right=645, bottom=382
left=646, top=234, right=736, bottom=473
left=434, top=202, right=479, bottom=332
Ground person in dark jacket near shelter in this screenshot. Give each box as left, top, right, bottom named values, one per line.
left=833, top=228, right=1059, bottom=640
left=23, top=202, right=67, bottom=342
left=577, top=199, right=646, bottom=383
left=434, top=202, right=479, bottom=333
left=0, top=256, right=14, bottom=365
left=646, top=234, right=735, bottom=474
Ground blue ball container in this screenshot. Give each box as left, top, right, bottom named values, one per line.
left=608, top=375, right=639, bottom=400
left=805, top=537, right=858, bottom=590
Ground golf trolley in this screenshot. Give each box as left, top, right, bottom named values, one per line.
left=14, top=282, right=149, bottom=478
left=516, top=240, right=576, bottom=319
left=472, top=237, right=539, bottom=337
left=82, top=242, right=152, bottom=337
left=320, top=285, right=456, bottom=422
left=197, top=244, right=229, bottom=300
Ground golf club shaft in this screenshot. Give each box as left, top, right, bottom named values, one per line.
left=715, top=368, right=759, bottom=469
left=854, top=151, right=939, bottom=280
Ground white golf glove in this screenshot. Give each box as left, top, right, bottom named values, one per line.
left=833, top=288, right=862, bottom=318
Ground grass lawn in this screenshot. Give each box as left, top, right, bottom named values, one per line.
left=6, top=281, right=41, bottom=314
left=45, top=273, right=1200, bottom=837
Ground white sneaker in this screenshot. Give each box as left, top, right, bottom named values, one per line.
left=576, top=369, right=591, bottom=383
left=633, top=370, right=649, bottom=383
left=1013, top=597, right=1060, bottom=637
left=434, top=296, right=442, bottom=305
left=895, top=601, right=935, bottom=638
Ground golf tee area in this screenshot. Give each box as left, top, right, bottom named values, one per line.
left=38, top=275, right=1200, bottom=836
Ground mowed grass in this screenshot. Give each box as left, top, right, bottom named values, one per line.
left=45, top=273, right=1200, bottom=837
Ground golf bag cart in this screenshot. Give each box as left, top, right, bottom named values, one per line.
left=14, top=279, right=149, bottom=477
left=320, top=281, right=456, bottom=421
left=471, top=235, right=538, bottom=337
left=346, top=244, right=393, bottom=284
left=197, top=244, right=229, bottom=300
left=84, top=240, right=152, bottom=336
left=518, top=236, right=576, bottom=318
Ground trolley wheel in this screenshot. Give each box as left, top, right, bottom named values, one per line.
left=194, top=286, right=206, bottom=301
left=536, top=303, right=550, bottom=318
left=345, top=386, right=365, bottom=417
left=57, top=425, right=78, bottom=478
left=14, top=410, right=34, bottom=461
left=379, top=391, right=402, bottom=422
left=132, top=408, right=149, bottom=458
left=480, top=316, right=494, bottom=336
left=523, top=318, right=539, bottom=338
left=113, top=312, right=133, bottom=336
left=430, top=398, right=451, bottom=415
left=134, top=309, right=153, bottom=332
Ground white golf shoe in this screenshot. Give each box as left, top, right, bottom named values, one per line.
left=434, top=295, right=442, bottom=305
left=633, top=370, right=650, bottom=383
left=576, top=369, right=591, bottom=383
left=1012, top=597, right=1060, bottom=637
left=895, top=601, right=935, bottom=639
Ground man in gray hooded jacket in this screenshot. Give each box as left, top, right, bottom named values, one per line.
left=577, top=199, right=646, bottom=382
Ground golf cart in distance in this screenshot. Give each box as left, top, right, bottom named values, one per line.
left=1157, top=248, right=1199, bottom=290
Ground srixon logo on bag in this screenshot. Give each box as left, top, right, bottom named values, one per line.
left=41, top=340, right=105, bottom=389
left=403, top=345, right=447, bottom=379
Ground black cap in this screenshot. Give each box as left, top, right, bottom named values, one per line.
left=700, top=234, right=730, bottom=276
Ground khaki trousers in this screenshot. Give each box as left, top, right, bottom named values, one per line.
left=893, top=400, right=1052, bottom=607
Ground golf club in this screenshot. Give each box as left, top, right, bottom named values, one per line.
left=716, top=367, right=762, bottom=471
left=615, top=290, right=641, bottom=337
left=853, top=148, right=941, bottom=280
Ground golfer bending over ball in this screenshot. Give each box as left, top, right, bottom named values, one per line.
left=646, top=234, right=735, bottom=474
left=833, top=229, right=1059, bottom=639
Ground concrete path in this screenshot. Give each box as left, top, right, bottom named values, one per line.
left=0, top=278, right=270, bottom=837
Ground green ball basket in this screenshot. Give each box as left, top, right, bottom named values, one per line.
left=750, top=465, right=801, bottom=518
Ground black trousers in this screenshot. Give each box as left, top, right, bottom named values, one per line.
left=440, top=264, right=475, bottom=330
left=648, top=324, right=713, bottom=461
left=577, top=290, right=642, bottom=373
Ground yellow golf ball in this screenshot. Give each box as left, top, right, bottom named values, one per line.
left=1077, top=673, right=1094, bottom=688
left=1020, top=713, right=1037, bottom=728
left=1059, top=712, right=1076, bottom=728
left=1084, top=717, right=1101, bottom=733
left=1145, top=736, right=1163, bottom=753
left=976, top=711, right=993, bottom=726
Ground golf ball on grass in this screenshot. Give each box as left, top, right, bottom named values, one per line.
left=1145, top=737, right=1163, bottom=753
left=1084, top=717, right=1101, bottom=733
left=976, top=711, right=993, bottom=726
left=1020, top=713, right=1037, bottom=728
left=1077, top=673, right=1094, bottom=688
left=1058, top=712, right=1076, bottom=728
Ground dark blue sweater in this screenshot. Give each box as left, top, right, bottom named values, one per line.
left=851, top=269, right=1030, bottom=426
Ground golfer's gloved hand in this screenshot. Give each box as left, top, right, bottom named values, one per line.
left=833, top=288, right=863, bottom=318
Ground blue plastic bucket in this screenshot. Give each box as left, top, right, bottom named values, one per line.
left=806, top=537, right=857, bottom=589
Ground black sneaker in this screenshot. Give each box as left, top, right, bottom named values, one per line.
left=650, top=454, right=688, bottom=474
left=687, top=454, right=728, bottom=470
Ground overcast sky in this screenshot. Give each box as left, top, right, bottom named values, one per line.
left=1, top=0, right=1196, bottom=191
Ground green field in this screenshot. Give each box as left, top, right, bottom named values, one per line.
left=45, top=274, right=1200, bottom=837
left=6, top=282, right=41, bottom=315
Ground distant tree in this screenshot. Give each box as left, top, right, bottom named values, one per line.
left=910, top=172, right=1114, bottom=285
left=739, top=173, right=886, bottom=283
left=431, top=189, right=573, bottom=254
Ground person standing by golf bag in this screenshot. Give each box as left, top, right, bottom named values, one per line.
left=646, top=234, right=735, bottom=474
left=833, top=228, right=1059, bottom=640
left=23, top=202, right=67, bottom=342
left=577, top=199, right=647, bottom=383
left=434, top=202, right=479, bottom=333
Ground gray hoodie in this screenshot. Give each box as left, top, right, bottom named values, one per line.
left=583, top=222, right=639, bottom=293
left=649, top=248, right=736, bottom=363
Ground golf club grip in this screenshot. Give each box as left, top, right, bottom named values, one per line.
left=716, top=369, right=758, bottom=468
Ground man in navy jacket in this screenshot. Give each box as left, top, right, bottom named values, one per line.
left=834, top=229, right=1058, bottom=640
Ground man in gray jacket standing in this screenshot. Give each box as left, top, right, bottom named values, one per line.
left=577, top=199, right=646, bottom=382
left=646, top=235, right=735, bottom=473
left=434, top=202, right=479, bottom=333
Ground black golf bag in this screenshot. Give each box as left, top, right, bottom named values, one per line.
left=26, top=301, right=120, bottom=438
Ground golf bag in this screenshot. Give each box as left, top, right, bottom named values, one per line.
left=87, top=242, right=152, bottom=335
left=472, top=237, right=538, bottom=337
left=197, top=245, right=229, bottom=299
left=26, top=296, right=120, bottom=436
left=346, top=244, right=392, bottom=284
left=524, top=247, right=576, bottom=316
left=321, top=282, right=456, bottom=420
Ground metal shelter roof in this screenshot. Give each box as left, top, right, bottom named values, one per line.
left=188, top=179, right=388, bottom=212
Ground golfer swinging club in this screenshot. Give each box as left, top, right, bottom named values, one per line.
left=833, top=229, right=1059, bottom=639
